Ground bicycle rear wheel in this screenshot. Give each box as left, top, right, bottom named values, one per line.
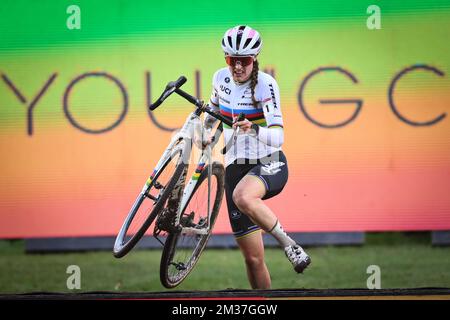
left=113, top=140, right=188, bottom=258
left=160, top=161, right=225, bottom=288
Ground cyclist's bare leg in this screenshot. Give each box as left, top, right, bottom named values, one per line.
left=236, top=230, right=271, bottom=289
left=233, top=174, right=310, bottom=274
left=232, top=175, right=276, bottom=231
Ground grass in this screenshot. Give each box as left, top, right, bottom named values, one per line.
left=0, top=232, right=449, bottom=293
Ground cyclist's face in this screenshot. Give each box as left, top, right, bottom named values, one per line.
left=226, top=56, right=254, bottom=82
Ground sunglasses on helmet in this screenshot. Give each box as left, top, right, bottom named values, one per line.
left=225, top=55, right=254, bottom=67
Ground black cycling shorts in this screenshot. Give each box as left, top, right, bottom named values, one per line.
left=224, top=151, right=289, bottom=239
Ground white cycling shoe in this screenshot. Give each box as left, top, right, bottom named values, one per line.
left=284, top=244, right=311, bottom=273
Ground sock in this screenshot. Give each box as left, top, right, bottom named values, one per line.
left=268, top=220, right=296, bottom=248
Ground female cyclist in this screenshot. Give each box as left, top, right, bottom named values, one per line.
left=202, top=25, right=311, bottom=289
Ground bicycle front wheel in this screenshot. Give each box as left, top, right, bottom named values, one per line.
left=160, top=161, right=225, bottom=288
left=113, top=139, right=188, bottom=258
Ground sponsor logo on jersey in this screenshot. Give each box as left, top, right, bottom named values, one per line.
left=241, top=88, right=252, bottom=99
left=268, top=83, right=278, bottom=109
left=219, top=95, right=230, bottom=104
left=231, top=210, right=242, bottom=219
left=261, top=161, right=285, bottom=175
left=224, top=77, right=230, bottom=83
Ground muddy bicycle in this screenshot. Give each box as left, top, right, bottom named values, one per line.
left=113, top=76, right=242, bottom=288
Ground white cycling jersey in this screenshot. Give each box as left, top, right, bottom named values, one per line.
left=204, top=67, right=284, bottom=167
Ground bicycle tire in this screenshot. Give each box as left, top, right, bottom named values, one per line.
left=113, top=139, right=189, bottom=258
left=160, top=161, right=225, bottom=288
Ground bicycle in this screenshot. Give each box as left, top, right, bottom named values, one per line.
left=113, top=76, right=240, bottom=288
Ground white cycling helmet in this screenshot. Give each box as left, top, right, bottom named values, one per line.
left=221, top=25, right=262, bottom=56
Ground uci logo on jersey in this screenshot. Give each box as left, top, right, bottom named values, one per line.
left=220, top=85, right=231, bottom=95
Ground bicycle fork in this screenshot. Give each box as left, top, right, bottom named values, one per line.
left=176, top=147, right=212, bottom=236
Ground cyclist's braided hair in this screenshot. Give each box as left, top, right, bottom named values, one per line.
left=250, top=59, right=259, bottom=108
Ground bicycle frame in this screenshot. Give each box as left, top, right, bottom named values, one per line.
left=113, top=76, right=231, bottom=260
left=141, top=111, right=199, bottom=195
left=177, top=143, right=213, bottom=236
left=141, top=111, right=214, bottom=237
left=142, top=76, right=235, bottom=239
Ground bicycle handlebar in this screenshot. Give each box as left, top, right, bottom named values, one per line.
left=149, top=76, right=187, bottom=110
left=148, top=76, right=236, bottom=128
left=175, top=88, right=201, bottom=106
left=169, top=76, right=187, bottom=90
